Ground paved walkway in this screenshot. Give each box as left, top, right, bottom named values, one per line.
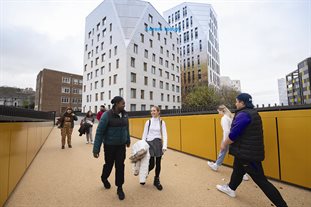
left=5, top=125, right=311, bottom=207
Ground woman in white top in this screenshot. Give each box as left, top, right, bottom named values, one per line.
left=141, top=106, right=168, bottom=190
left=207, top=105, right=249, bottom=181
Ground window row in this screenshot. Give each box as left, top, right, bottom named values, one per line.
left=130, top=89, right=181, bottom=103
left=61, top=97, right=82, bottom=104
left=62, top=77, right=82, bottom=85
left=182, top=69, right=202, bottom=84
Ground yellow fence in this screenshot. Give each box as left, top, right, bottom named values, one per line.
left=129, top=109, right=311, bottom=189
left=0, top=121, right=54, bottom=206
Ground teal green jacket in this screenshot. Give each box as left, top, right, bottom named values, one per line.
left=93, top=109, right=130, bottom=154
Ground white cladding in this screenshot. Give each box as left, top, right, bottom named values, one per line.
left=83, top=0, right=181, bottom=112
left=164, top=2, right=220, bottom=87
left=278, top=78, right=288, bottom=106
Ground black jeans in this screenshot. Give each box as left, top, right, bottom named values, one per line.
left=229, top=157, right=287, bottom=207
left=149, top=156, right=162, bottom=177
left=101, top=144, right=126, bottom=187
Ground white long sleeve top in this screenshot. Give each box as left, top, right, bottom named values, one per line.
left=221, top=114, right=232, bottom=141
left=142, top=117, right=168, bottom=150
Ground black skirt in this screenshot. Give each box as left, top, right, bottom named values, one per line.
left=147, top=138, right=163, bottom=157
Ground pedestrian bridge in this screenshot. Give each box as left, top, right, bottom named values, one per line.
left=1, top=107, right=311, bottom=206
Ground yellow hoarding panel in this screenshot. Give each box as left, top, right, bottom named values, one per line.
left=181, top=115, right=216, bottom=160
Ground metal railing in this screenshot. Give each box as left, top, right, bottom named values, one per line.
left=0, top=105, right=56, bottom=122
left=127, top=104, right=311, bottom=118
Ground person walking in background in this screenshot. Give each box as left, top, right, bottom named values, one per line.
left=207, top=105, right=249, bottom=181
left=96, top=105, right=106, bottom=121
left=216, top=93, right=287, bottom=207
left=93, top=96, right=130, bottom=200
left=141, top=106, right=168, bottom=190
left=57, top=107, right=77, bottom=149
left=82, top=110, right=94, bottom=144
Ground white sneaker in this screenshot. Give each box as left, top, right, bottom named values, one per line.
left=86, top=141, right=89, bottom=144
left=90, top=141, right=94, bottom=144
left=216, top=184, right=236, bottom=198
left=207, top=161, right=218, bottom=171
left=243, top=174, right=249, bottom=181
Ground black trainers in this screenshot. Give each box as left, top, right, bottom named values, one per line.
left=61, top=146, right=65, bottom=149
left=68, top=145, right=72, bottom=148
left=140, top=182, right=145, bottom=185
left=153, top=176, right=163, bottom=191
left=103, top=179, right=111, bottom=189
left=117, top=187, right=125, bottom=200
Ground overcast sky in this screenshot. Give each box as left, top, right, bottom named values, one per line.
left=0, top=0, right=310, bottom=105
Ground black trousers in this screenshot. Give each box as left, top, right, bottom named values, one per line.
left=101, top=144, right=126, bottom=187
left=229, top=157, right=287, bottom=207
left=149, top=156, right=162, bottom=177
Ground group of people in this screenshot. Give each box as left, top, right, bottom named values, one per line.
left=57, top=93, right=287, bottom=206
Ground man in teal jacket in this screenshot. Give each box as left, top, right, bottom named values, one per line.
left=93, top=96, right=130, bottom=201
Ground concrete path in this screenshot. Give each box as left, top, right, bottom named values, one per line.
left=5, top=125, right=311, bottom=207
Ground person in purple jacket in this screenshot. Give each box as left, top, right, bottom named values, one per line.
left=216, top=93, right=287, bottom=207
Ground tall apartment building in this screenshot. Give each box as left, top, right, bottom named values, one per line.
left=286, top=57, right=311, bottom=105
left=164, top=2, right=220, bottom=97
left=35, top=68, right=83, bottom=116
left=220, top=76, right=241, bottom=92
left=83, top=0, right=181, bottom=112
left=277, top=78, right=288, bottom=106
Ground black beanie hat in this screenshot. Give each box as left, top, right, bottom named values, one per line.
left=236, top=93, right=254, bottom=109
left=111, top=96, right=124, bottom=105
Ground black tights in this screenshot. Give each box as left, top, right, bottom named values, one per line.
left=149, top=156, right=162, bottom=177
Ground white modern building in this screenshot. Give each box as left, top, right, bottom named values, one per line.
left=83, top=0, right=181, bottom=112
left=278, top=78, right=288, bottom=106
left=220, top=76, right=241, bottom=92
left=164, top=2, right=220, bottom=96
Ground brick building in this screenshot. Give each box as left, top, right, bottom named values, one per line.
left=35, top=68, right=83, bottom=116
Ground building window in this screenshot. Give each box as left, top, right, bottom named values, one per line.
left=131, top=73, right=136, bottom=83
left=62, top=87, right=70, bottom=93
left=152, top=53, right=156, bottom=62
left=113, top=74, right=117, bottom=84
left=101, top=79, right=104, bottom=87
left=109, top=90, right=111, bottom=100
left=131, top=57, right=135, bottom=67
left=119, top=88, right=124, bottom=97
left=100, top=92, right=104, bottom=101
left=167, top=94, right=170, bottom=102
left=102, top=29, right=106, bottom=37
left=95, top=93, right=98, bottom=101
left=110, top=35, right=112, bottom=44
left=149, top=39, right=153, bottom=48
left=160, top=81, right=163, bottom=89
left=141, top=104, right=146, bottom=111
left=195, top=27, right=198, bottom=39
left=131, top=88, right=136, bottom=99
left=134, top=44, right=138, bottom=54
left=144, top=62, right=147, bottom=71
left=148, top=14, right=153, bottom=23
left=199, top=40, right=202, bottom=51
left=108, top=63, right=111, bottom=71
left=144, top=76, right=148, bottom=85
left=116, top=59, right=119, bottom=69
left=114, top=46, right=117, bottom=55
left=160, top=46, right=163, bottom=54
left=110, top=23, right=112, bottom=31
left=101, top=53, right=106, bottom=62
left=109, top=76, right=111, bottom=85
left=159, top=68, right=163, bottom=77
left=164, top=37, right=167, bottom=45
left=165, top=71, right=169, bottom=79
left=140, top=33, right=144, bottom=43
left=161, top=93, right=164, bottom=101
left=151, top=66, right=156, bottom=74
left=152, top=79, right=156, bottom=87
left=61, top=97, right=69, bottom=103
left=166, top=82, right=169, bottom=90
left=141, top=90, right=145, bottom=99
left=130, top=104, right=136, bottom=111
left=150, top=91, right=153, bottom=100
left=95, top=81, right=98, bottom=89
left=102, top=17, right=106, bottom=26
left=144, top=49, right=148, bottom=58
left=159, top=57, right=163, bottom=65
left=62, top=77, right=71, bottom=84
